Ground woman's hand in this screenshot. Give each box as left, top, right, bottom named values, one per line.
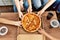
left=27, top=6, right=32, bottom=13
left=14, top=21, right=22, bottom=27
left=37, top=10, right=44, bottom=17
left=38, top=28, right=46, bottom=34
left=19, top=12, right=23, bottom=19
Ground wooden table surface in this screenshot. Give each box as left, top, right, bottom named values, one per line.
left=0, top=11, right=59, bottom=40
left=41, top=11, right=60, bottom=40
left=0, top=13, right=19, bottom=40
left=0, top=12, right=45, bottom=40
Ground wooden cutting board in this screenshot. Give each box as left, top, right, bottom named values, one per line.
left=17, top=34, right=45, bottom=40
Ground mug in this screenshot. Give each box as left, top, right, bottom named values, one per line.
left=47, top=12, right=53, bottom=20
left=50, top=19, right=59, bottom=28
left=0, top=26, right=8, bottom=36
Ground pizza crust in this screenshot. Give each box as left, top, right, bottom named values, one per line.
left=22, top=12, right=41, bottom=32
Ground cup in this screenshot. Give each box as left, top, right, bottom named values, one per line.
left=50, top=19, right=59, bottom=28
left=0, top=26, right=8, bottom=36
left=47, top=12, right=53, bottom=20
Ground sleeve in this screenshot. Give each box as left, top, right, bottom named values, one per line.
left=32, top=0, right=42, bottom=9
left=43, top=0, right=49, bottom=5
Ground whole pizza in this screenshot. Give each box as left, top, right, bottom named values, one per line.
left=22, top=12, right=41, bottom=32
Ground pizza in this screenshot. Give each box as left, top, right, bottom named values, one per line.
left=22, top=12, right=41, bottom=32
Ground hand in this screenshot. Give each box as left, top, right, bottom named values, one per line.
left=19, top=12, right=23, bottom=19
left=38, top=29, right=46, bottom=34
left=20, top=1, right=24, bottom=11
left=27, top=7, right=32, bottom=13
left=38, top=29, right=59, bottom=40
left=37, top=10, right=44, bottom=17
left=14, top=21, right=22, bottom=27
left=17, top=21, right=22, bottom=27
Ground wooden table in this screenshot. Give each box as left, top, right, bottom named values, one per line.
left=0, top=13, right=18, bottom=40
left=0, top=11, right=58, bottom=40
left=0, top=12, right=45, bottom=40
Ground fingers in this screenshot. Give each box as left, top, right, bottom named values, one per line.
left=37, top=12, right=40, bottom=15
left=37, top=12, right=41, bottom=18
left=15, top=21, right=22, bottom=27
left=38, top=28, right=45, bottom=34
left=20, top=14, right=23, bottom=19
left=38, top=30, right=41, bottom=33
left=27, top=8, right=32, bottom=13
left=28, top=10, right=32, bottom=13
left=18, top=21, right=22, bottom=27
left=19, top=12, right=23, bottom=19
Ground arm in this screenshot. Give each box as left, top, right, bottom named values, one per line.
left=27, top=0, right=32, bottom=12
left=38, top=0, right=56, bottom=15
left=14, top=0, right=23, bottom=18
left=38, top=29, right=59, bottom=40
left=42, top=31, right=58, bottom=40
left=28, top=0, right=32, bottom=8
left=0, top=18, right=21, bottom=26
